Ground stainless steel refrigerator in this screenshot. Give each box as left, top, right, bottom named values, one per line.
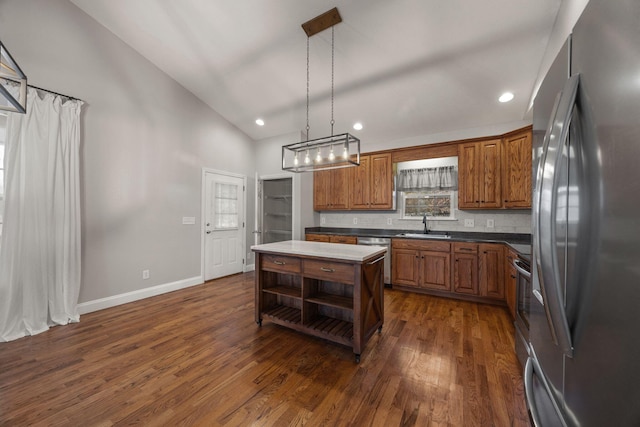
left=528, top=0, right=640, bottom=425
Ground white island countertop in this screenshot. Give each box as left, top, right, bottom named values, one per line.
left=251, top=240, right=386, bottom=262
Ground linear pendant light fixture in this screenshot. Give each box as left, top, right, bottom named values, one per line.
left=0, top=41, right=27, bottom=114
left=282, top=7, right=360, bottom=173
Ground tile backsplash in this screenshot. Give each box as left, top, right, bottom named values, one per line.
left=320, top=209, right=531, bottom=234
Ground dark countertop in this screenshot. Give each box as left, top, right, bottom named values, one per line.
left=305, top=226, right=532, bottom=258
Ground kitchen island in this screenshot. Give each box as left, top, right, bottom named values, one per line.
left=252, top=240, right=386, bottom=362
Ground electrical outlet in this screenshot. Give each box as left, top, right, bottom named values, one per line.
left=387, top=218, right=393, bottom=225
left=321, top=216, right=326, bottom=225
left=464, top=219, right=475, bottom=228
left=142, top=269, right=150, bottom=280
left=353, top=217, right=358, bottom=225
left=487, top=219, right=495, bottom=228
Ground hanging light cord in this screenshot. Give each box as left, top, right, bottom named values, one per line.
left=330, top=26, right=335, bottom=137
left=306, top=36, right=310, bottom=142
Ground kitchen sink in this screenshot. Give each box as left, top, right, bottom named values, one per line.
left=396, top=233, right=452, bottom=240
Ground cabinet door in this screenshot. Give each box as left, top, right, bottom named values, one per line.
left=392, top=248, right=419, bottom=287
left=369, top=152, right=393, bottom=209
left=502, top=130, right=532, bottom=208
left=505, top=249, right=517, bottom=319
left=479, top=243, right=505, bottom=299
left=453, top=253, right=479, bottom=295
left=419, top=251, right=451, bottom=291
left=330, top=168, right=350, bottom=209
left=313, top=170, right=331, bottom=210
left=349, top=155, right=370, bottom=209
left=479, top=139, right=502, bottom=208
left=458, top=142, right=479, bottom=209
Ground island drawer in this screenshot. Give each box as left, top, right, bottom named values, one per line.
left=261, top=254, right=301, bottom=273
left=303, top=259, right=355, bottom=285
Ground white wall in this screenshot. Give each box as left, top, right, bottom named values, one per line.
left=0, top=0, right=256, bottom=306
left=528, top=0, right=590, bottom=110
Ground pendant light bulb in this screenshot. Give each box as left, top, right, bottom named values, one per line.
left=342, top=144, right=349, bottom=160
left=328, top=146, right=336, bottom=161
left=294, top=152, right=299, bottom=166
left=304, top=150, right=311, bottom=164
left=315, top=148, right=322, bottom=163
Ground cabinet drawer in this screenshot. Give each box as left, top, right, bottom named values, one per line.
left=261, top=254, right=301, bottom=274
left=453, top=242, right=478, bottom=254
left=306, top=233, right=330, bottom=242
left=330, top=235, right=358, bottom=245
left=392, top=238, right=450, bottom=253
left=303, top=259, right=355, bottom=285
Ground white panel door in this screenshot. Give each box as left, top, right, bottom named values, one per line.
left=204, top=172, right=245, bottom=280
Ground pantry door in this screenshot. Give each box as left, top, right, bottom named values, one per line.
left=203, top=170, right=246, bottom=281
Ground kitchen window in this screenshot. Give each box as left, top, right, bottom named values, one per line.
left=402, top=190, right=455, bottom=220
left=396, top=161, right=458, bottom=221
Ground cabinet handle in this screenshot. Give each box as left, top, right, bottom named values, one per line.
left=459, top=248, right=474, bottom=252
left=511, top=275, right=517, bottom=279
left=273, top=260, right=286, bottom=265
left=320, top=267, right=335, bottom=273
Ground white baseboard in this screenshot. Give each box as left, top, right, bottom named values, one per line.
left=245, top=263, right=255, bottom=272
left=77, top=275, right=203, bottom=315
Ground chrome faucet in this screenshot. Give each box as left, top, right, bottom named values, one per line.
left=422, top=214, right=429, bottom=234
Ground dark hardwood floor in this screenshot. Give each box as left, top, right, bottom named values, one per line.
left=0, top=272, right=530, bottom=426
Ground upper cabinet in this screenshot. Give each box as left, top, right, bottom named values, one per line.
left=350, top=152, right=393, bottom=210
left=315, top=151, right=393, bottom=211
left=313, top=168, right=349, bottom=210
left=458, top=139, right=502, bottom=209
left=458, top=126, right=532, bottom=210
left=502, top=128, right=532, bottom=209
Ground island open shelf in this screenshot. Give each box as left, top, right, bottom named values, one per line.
left=252, top=240, right=386, bottom=362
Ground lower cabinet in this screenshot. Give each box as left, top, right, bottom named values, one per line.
left=392, top=239, right=451, bottom=292
left=305, top=233, right=357, bottom=244
left=505, top=248, right=518, bottom=319
left=393, top=239, right=508, bottom=306
left=453, top=242, right=479, bottom=295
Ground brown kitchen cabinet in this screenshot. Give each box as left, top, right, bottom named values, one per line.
left=305, top=233, right=357, bottom=244
left=350, top=152, right=394, bottom=210
left=392, top=239, right=451, bottom=292
left=505, top=248, right=518, bottom=319
left=458, top=139, right=503, bottom=209
left=479, top=243, right=505, bottom=300
left=313, top=167, right=349, bottom=210
left=452, top=242, right=479, bottom=296
left=502, top=128, right=532, bottom=209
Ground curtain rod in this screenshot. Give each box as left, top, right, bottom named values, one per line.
left=28, top=84, right=83, bottom=102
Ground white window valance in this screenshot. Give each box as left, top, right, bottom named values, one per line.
left=397, top=166, right=458, bottom=191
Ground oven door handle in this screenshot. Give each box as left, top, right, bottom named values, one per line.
left=513, top=259, right=531, bottom=279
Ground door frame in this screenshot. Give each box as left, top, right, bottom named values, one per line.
left=200, top=168, right=247, bottom=280
left=256, top=172, right=299, bottom=244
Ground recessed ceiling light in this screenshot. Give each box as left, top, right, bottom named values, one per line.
left=353, top=122, right=363, bottom=131
left=255, top=118, right=265, bottom=126
left=499, top=92, right=515, bottom=103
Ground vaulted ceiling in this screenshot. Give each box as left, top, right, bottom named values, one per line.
left=70, top=0, right=561, bottom=146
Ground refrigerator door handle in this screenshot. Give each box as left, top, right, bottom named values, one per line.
left=534, top=74, right=580, bottom=358
left=525, top=355, right=568, bottom=427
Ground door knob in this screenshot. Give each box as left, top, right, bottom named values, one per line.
left=206, top=230, right=212, bottom=234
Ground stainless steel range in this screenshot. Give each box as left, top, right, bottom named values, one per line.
left=513, top=254, right=531, bottom=367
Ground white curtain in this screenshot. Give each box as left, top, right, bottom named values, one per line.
left=396, top=166, right=458, bottom=191
left=0, top=88, right=83, bottom=341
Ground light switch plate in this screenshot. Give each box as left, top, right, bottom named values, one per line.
left=387, top=218, right=393, bottom=225
left=464, top=219, right=475, bottom=227
left=321, top=216, right=326, bottom=225
left=487, top=219, right=495, bottom=228
left=353, top=218, right=358, bottom=225
left=182, top=216, right=196, bottom=225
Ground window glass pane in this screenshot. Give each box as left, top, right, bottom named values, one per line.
left=402, top=190, right=455, bottom=220
left=214, top=183, right=239, bottom=229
